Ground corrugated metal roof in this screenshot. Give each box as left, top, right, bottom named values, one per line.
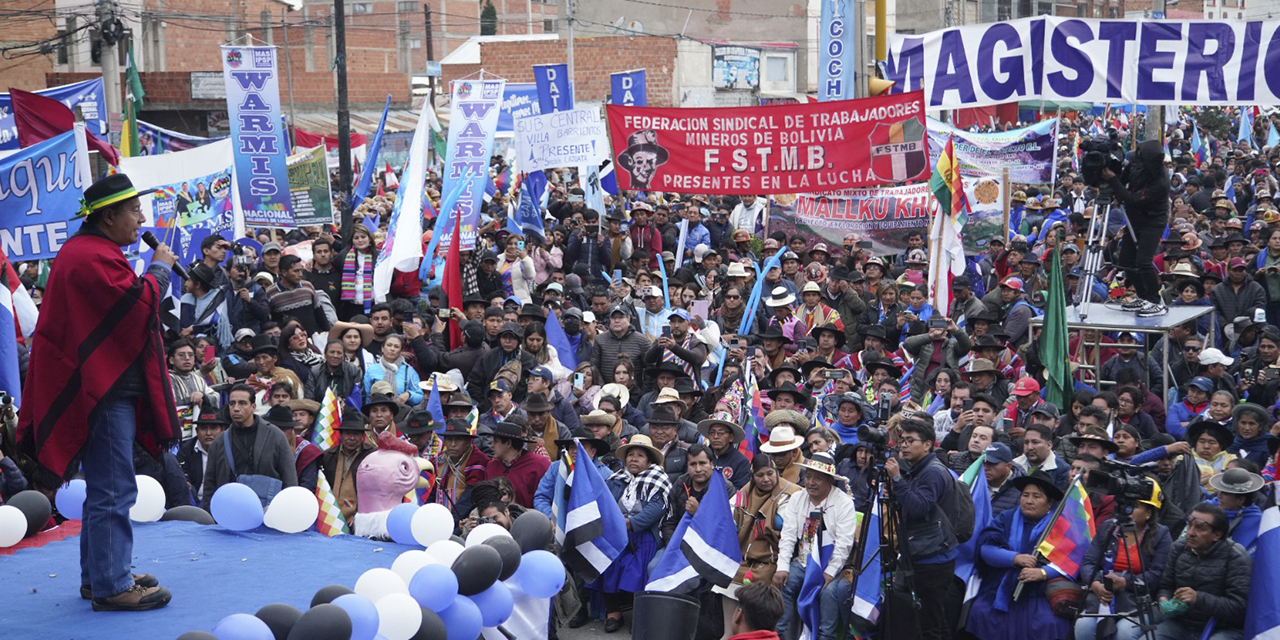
left=292, top=110, right=422, bottom=136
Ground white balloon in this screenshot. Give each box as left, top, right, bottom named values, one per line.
left=465, top=522, right=513, bottom=548
left=263, top=486, right=319, bottom=534
left=390, top=549, right=438, bottom=584
left=410, top=503, right=454, bottom=547
left=354, top=568, right=409, bottom=604
left=0, top=505, right=25, bottom=547
left=374, top=593, right=422, bottom=640
left=426, top=539, right=465, bottom=567
left=129, top=475, right=166, bottom=523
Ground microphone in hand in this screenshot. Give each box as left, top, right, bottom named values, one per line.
left=140, top=231, right=188, bottom=279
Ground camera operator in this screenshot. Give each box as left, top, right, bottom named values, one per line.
left=1101, top=140, right=1171, bottom=317
left=884, top=418, right=962, bottom=640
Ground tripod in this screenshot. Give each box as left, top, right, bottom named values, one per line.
left=1077, top=185, right=1140, bottom=320
left=847, top=449, right=918, bottom=637
left=1075, top=505, right=1159, bottom=640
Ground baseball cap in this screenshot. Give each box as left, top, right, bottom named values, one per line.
left=489, top=379, right=512, bottom=395
left=950, top=276, right=971, bottom=290
left=262, top=242, right=283, bottom=254
left=1187, top=376, right=1215, bottom=392
left=669, top=308, right=691, bottom=322
left=1012, top=377, right=1041, bottom=396
left=563, top=307, right=583, bottom=319
left=983, top=443, right=1014, bottom=465
left=582, top=311, right=596, bottom=323
left=608, top=304, right=629, bottom=317
left=1228, top=257, right=1248, bottom=269
left=1031, top=403, right=1060, bottom=419
left=545, top=282, right=564, bottom=294
left=1198, top=347, right=1235, bottom=366
left=234, top=328, right=256, bottom=342
left=529, top=366, right=553, bottom=381
left=1000, top=277, right=1025, bottom=292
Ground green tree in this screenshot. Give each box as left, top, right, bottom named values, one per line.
left=480, top=0, right=497, bottom=35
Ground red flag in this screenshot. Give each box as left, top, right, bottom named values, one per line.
left=442, top=218, right=463, bottom=349
left=10, top=88, right=120, bottom=166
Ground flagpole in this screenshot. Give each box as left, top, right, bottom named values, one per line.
left=1011, top=483, right=1075, bottom=601
left=1001, top=167, right=1010, bottom=241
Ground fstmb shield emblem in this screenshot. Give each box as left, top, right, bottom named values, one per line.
left=869, top=120, right=927, bottom=183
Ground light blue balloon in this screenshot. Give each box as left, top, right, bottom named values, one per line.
left=212, top=613, right=274, bottom=640
left=55, top=479, right=86, bottom=520
left=210, top=483, right=264, bottom=531
left=437, top=595, right=482, bottom=640
left=409, top=563, right=459, bottom=612
left=469, top=582, right=513, bottom=627
left=510, top=550, right=565, bottom=598
left=385, top=504, right=418, bottom=546
left=332, top=594, right=380, bottom=640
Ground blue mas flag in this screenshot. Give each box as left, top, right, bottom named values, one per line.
left=647, top=473, right=741, bottom=592
left=1244, top=501, right=1280, bottom=640
left=351, top=95, right=392, bottom=211
left=851, top=500, right=881, bottom=625
left=508, top=171, right=547, bottom=242
left=797, top=528, right=835, bottom=639
left=544, top=308, right=578, bottom=370
left=563, top=440, right=628, bottom=581
left=955, top=460, right=993, bottom=592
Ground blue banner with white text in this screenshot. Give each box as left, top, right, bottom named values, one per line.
left=442, top=78, right=506, bottom=251
left=819, top=0, right=857, bottom=101
left=221, top=46, right=294, bottom=226
left=0, top=131, right=86, bottom=260
left=609, top=70, right=647, bottom=106
left=534, top=63, right=573, bottom=113
left=0, top=78, right=106, bottom=150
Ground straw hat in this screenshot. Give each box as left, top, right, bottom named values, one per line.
left=616, top=434, right=665, bottom=466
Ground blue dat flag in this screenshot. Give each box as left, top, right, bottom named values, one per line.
left=544, top=308, right=577, bottom=370
left=220, top=46, right=293, bottom=227
left=646, top=473, right=741, bottom=592
left=1244, top=500, right=1279, bottom=640
left=533, top=63, right=573, bottom=113
left=609, top=70, right=647, bottom=106
left=819, top=0, right=857, bottom=101
left=563, top=440, right=628, bottom=581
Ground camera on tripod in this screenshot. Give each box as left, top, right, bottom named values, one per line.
left=1084, top=459, right=1157, bottom=514
left=856, top=393, right=896, bottom=447
left=1079, top=133, right=1125, bottom=188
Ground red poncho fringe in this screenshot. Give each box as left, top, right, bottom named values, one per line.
left=16, top=233, right=180, bottom=487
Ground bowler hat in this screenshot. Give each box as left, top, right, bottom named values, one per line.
left=264, top=404, right=299, bottom=429
left=1010, top=470, right=1065, bottom=502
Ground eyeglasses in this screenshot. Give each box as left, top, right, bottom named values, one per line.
left=725, top=294, right=741, bottom=299
left=899, top=438, right=926, bottom=446
left=1184, top=346, right=1202, bottom=352
left=1185, top=518, right=1214, bottom=533
left=600, top=408, right=617, bottom=415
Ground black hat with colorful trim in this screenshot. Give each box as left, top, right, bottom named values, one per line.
left=77, top=174, right=153, bottom=218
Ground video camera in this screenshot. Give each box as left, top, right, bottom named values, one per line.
left=856, top=392, right=896, bottom=446
left=1079, top=133, right=1125, bottom=188
left=1084, top=459, right=1157, bottom=515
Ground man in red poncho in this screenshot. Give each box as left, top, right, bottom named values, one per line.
left=16, top=174, right=179, bottom=611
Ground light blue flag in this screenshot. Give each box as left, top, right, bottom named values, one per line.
left=1268, top=121, right=1280, bottom=148
left=1238, top=108, right=1256, bottom=148
left=351, top=95, right=392, bottom=211
left=419, top=169, right=477, bottom=281
left=544, top=308, right=578, bottom=370
left=646, top=473, right=741, bottom=592
left=1244, top=501, right=1279, bottom=640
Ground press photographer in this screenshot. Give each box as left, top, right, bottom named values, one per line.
left=1100, top=139, right=1171, bottom=317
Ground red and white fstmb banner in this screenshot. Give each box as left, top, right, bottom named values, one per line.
left=604, top=90, right=928, bottom=195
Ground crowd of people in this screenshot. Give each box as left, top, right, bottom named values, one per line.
left=0, top=110, right=1275, bottom=639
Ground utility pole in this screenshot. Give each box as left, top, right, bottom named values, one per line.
left=282, top=7, right=297, bottom=150
left=424, top=3, right=435, bottom=97
left=97, top=0, right=122, bottom=120
left=874, top=0, right=885, bottom=63
left=853, top=0, right=867, bottom=99
left=566, top=0, right=575, bottom=87
left=335, top=0, right=353, bottom=233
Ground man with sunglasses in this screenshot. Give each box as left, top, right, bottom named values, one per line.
left=1155, top=503, right=1251, bottom=640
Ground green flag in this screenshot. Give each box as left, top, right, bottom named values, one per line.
left=1043, top=242, right=1073, bottom=410
left=121, top=42, right=145, bottom=157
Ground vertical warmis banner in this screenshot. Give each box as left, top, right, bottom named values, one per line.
left=221, top=46, right=294, bottom=227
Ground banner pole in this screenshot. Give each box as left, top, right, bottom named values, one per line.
left=1002, top=167, right=1011, bottom=241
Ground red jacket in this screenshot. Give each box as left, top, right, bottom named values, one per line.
left=485, top=450, right=551, bottom=508
left=390, top=267, right=422, bottom=299
left=727, top=631, right=780, bottom=640
left=17, top=233, right=180, bottom=486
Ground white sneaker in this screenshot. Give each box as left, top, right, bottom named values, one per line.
left=1121, top=298, right=1146, bottom=311
left=1136, top=301, right=1168, bottom=317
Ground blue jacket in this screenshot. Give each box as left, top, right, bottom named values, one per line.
left=1078, top=519, right=1173, bottom=614
left=894, top=451, right=959, bottom=564
left=363, top=361, right=424, bottom=405
left=1165, top=400, right=1207, bottom=439
left=533, top=458, right=610, bottom=519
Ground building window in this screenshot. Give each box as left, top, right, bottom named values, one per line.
left=57, top=16, right=75, bottom=65
left=543, top=19, right=557, bottom=32
left=397, top=1, right=417, bottom=11
left=410, top=38, right=421, bottom=49
left=351, top=3, right=374, bottom=14
left=760, top=51, right=795, bottom=94
left=1076, top=4, right=1086, bottom=15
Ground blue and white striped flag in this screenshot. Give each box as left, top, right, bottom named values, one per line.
left=647, top=473, right=741, bottom=592
left=563, top=440, right=628, bottom=581
left=1245, top=499, right=1280, bottom=640
left=797, top=525, right=835, bottom=640
left=851, top=502, right=881, bottom=625
left=956, top=456, right=993, bottom=601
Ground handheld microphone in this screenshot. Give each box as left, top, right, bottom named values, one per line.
left=141, top=231, right=188, bottom=280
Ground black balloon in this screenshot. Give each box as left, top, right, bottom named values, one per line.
left=175, top=633, right=219, bottom=640
left=482, top=536, right=523, bottom=581
left=451, top=544, right=503, bottom=596
left=6, top=490, right=51, bottom=538
left=510, top=510, right=553, bottom=553
left=410, top=606, right=447, bottom=640
left=286, top=603, right=352, bottom=640
left=309, top=584, right=354, bottom=608
left=161, top=505, right=216, bottom=525
left=450, top=534, right=466, bottom=545
left=255, top=603, right=303, bottom=640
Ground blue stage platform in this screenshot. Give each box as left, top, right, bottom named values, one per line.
left=0, top=520, right=417, bottom=640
